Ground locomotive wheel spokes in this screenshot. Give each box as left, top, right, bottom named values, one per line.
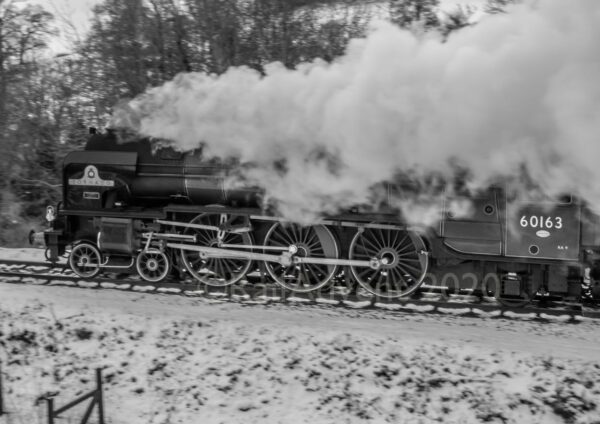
left=181, top=213, right=253, bottom=286
left=136, top=249, right=171, bottom=283
left=349, top=227, right=428, bottom=298
left=69, top=242, right=102, bottom=278
left=264, top=223, right=339, bottom=292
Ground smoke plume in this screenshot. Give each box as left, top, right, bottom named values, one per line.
left=111, top=0, right=600, bottom=225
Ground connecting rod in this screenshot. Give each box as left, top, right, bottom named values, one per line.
left=166, top=243, right=380, bottom=269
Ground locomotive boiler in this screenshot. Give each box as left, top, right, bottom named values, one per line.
left=32, top=129, right=600, bottom=305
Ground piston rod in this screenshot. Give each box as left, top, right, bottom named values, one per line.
left=166, top=243, right=292, bottom=265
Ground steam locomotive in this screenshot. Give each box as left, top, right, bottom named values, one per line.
left=31, top=128, right=600, bottom=305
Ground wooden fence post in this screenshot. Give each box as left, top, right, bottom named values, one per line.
left=96, top=368, right=105, bottom=424
left=0, top=361, right=4, bottom=416
left=46, top=397, right=54, bottom=424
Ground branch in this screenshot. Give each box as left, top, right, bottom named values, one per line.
left=13, top=177, right=62, bottom=191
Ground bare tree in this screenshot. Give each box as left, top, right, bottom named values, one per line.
left=441, top=5, right=475, bottom=37
left=485, top=0, right=519, bottom=14
left=389, top=0, right=440, bottom=30
left=0, top=0, right=55, bottom=243
left=0, top=1, right=54, bottom=133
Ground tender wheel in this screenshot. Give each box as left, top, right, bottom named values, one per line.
left=181, top=213, right=253, bottom=286
left=136, top=249, right=171, bottom=283
left=69, top=242, right=101, bottom=278
left=349, top=227, right=428, bottom=298
left=263, top=223, right=339, bottom=292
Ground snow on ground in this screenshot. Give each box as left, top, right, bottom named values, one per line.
left=0, top=247, right=52, bottom=263
left=1, top=249, right=600, bottom=423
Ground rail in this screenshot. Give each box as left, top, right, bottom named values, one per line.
left=1, top=258, right=600, bottom=320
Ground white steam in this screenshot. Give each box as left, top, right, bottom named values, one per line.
left=112, top=0, right=600, bottom=224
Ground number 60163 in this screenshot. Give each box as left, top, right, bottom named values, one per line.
left=520, top=215, right=563, bottom=229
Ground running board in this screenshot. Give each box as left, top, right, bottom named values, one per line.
left=157, top=218, right=408, bottom=233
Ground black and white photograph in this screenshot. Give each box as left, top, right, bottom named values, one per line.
left=1, top=0, right=599, bottom=422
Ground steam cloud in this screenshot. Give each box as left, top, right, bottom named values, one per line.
left=111, top=0, right=600, bottom=225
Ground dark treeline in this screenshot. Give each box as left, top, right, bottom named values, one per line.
left=0, top=0, right=513, bottom=245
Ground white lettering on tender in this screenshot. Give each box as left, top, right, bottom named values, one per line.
left=519, top=215, right=563, bottom=230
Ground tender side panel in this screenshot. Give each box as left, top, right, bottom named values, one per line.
left=505, top=202, right=581, bottom=261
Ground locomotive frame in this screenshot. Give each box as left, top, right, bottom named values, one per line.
left=31, top=129, right=600, bottom=306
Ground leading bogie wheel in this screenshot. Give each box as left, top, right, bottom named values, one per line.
left=349, top=226, right=428, bottom=298
left=263, top=223, right=339, bottom=292
left=136, top=249, right=171, bottom=283
left=69, top=242, right=102, bottom=278
left=181, top=213, right=253, bottom=286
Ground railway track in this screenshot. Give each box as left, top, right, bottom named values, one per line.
left=1, top=258, right=600, bottom=321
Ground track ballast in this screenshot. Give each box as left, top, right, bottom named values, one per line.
left=2, top=257, right=599, bottom=321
